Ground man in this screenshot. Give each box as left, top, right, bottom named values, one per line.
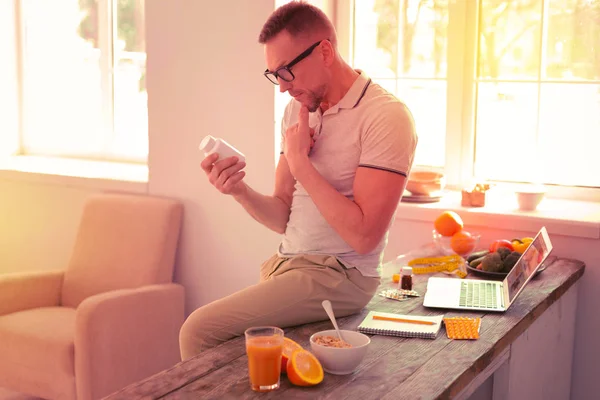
left=179, top=1, right=417, bottom=360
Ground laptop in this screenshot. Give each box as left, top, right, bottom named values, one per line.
left=423, top=226, right=553, bottom=312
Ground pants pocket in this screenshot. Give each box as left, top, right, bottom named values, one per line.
left=259, top=255, right=288, bottom=281
left=327, top=256, right=350, bottom=279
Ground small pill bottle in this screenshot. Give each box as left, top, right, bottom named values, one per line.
left=199, top=135, right=245, bottom=163
left=400, top=266, right=413, bottom=291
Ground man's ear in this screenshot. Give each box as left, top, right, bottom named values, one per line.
left=320, top=40, right=335, bottom=67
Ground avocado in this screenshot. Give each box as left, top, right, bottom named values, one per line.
left=496, top=247, right=511, bottom=261
left=481, top=252, right=504, bottom=273
left=502, top=251, right=522, bottom=273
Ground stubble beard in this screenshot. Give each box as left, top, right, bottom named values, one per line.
left=305, top=84, right=327, bottom=113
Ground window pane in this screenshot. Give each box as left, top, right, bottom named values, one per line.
left=374, top=78, right=397, bottom=94
left=398, top=80, right=446, bottom=167
left=478, top=0, right=543, bottom=80
left=474, top=83, right=539, bottom=182
left=19, top=0, right=147, bottom=162
left=545, top=0, right=600, bottom=80
left=353, top=0, right=448, bottom=168
left=113, top=0, right=148, bottom=160
left=355, top=0, right=448, bottom=79
left=538, top=84, right=600, bottom=187
left=21, top=0, right=105, bottom=156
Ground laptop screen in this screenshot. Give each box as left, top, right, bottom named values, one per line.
left=505, top=229, right=552, bottom=303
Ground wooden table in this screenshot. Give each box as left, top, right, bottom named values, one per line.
left=106, top=258, right=584, bottom=400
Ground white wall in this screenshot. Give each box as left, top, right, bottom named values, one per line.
left=0, top=1, right=597, bottom=398
left=144, top=0, right=280, bottom=312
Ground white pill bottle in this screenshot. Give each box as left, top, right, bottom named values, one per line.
left=199, top=135, right=245, bottom=163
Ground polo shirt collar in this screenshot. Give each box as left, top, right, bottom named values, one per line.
left=336, top=70, right=371, bottom=110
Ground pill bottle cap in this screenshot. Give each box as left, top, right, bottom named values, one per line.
left=402, top=266, right=413, bottom=275
left=199, top=135, right=216, bottom=151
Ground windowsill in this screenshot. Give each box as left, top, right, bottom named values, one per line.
left=0, top=155, right=148, bottom=193
left=396, top=191, right=600, bottom=240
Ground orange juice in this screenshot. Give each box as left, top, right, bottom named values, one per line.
left=246, top=335, right=283, bottom=392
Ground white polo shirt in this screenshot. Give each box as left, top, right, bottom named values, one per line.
left=277, top=71, right=418, bottom=277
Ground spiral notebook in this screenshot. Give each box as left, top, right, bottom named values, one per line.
left=357, top=311, right=444, bottom=339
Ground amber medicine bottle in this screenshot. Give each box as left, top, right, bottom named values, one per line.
left=199, top=135, right=245, bottom=163
left=400, top=266, right=413, bottom=291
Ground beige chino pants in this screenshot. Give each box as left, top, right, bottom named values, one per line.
left=179, top=254, right=380, bottom=360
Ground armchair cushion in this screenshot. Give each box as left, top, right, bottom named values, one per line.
left=0, top=307, right=76, bottom=399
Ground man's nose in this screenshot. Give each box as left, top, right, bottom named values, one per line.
left=278, top=79, right=292, bottom=93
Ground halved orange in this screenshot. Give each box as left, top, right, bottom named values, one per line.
left=286, top=349, right=324, bottom=386
left=281, top=337, right=303, bottom=374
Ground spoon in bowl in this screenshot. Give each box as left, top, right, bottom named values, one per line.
left=322, top=300, right=345, bottom=342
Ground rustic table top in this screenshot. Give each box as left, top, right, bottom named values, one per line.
left=107, top=258, right=585, bottom=400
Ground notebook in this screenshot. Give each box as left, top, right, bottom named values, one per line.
left=357, top=311, right=444, bottom=339
left=423, top=226, right=553, bottom=312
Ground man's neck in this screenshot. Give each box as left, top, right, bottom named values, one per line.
left=320, top=63, right=360, bottom=113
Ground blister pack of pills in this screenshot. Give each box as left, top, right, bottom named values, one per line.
left=378, top=288, right=420, bottom=302
left=444, top=317, right=481, bottom=340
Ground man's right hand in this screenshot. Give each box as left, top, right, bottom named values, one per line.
left=201, top=153, right=247, bottom=197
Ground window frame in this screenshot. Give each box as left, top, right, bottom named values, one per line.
left=334, top=0, right=600, bottom=202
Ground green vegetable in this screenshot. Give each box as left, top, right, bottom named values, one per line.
left=502, top=251, right=522, bottom=273
left=496, top=247, right=511, bottom=261
left=481, top=252, right=504, bottom=273
left=467, top=250, right=489, bottom=263
left=469, top=256, right=486, bottom=269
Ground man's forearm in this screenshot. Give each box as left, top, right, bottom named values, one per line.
left=232, top=183, right=291, bottom=234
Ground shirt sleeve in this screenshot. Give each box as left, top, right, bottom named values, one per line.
left=358, top=100, right=418, bottom=177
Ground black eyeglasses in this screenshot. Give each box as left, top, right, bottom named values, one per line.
left=264, top=40, right=323, bottom=85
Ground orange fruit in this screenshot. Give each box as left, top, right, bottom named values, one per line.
left=286, top=349, right=324, bottom=386
left=280, top=337, right=303, bottom=374
left=450, top=230, right=477, bottom=256
left=434, top=211, right=464, bottom=237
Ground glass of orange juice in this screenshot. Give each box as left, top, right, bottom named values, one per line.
left=244, top=326, right=284, bottom=392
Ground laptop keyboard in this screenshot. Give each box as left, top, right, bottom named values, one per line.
left=459, top=281, right=500, bottom=309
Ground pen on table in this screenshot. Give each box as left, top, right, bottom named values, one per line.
left=373, top=315, right=435, bottom=325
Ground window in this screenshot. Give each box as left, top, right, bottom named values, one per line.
left=8, top=0, right=147, bottom=163
left=349, top=0, right=600, bottom=192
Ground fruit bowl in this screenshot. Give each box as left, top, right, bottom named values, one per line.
left=432, top=230, right=481, bottom=257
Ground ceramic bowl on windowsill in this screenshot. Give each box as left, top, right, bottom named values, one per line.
left=405, top=170, right=446, bottom=196
left=515, top=186, right=546, bottom=211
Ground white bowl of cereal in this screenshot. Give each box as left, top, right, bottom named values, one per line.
left=309, top=329, right=370, bottom=375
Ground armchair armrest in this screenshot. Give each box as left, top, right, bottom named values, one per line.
left=74, top=283, right=185, bottom=400
left=0, top=270, right=64, bottom=316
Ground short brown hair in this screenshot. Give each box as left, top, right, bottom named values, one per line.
left=258, top=1, right=335, bottom=45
